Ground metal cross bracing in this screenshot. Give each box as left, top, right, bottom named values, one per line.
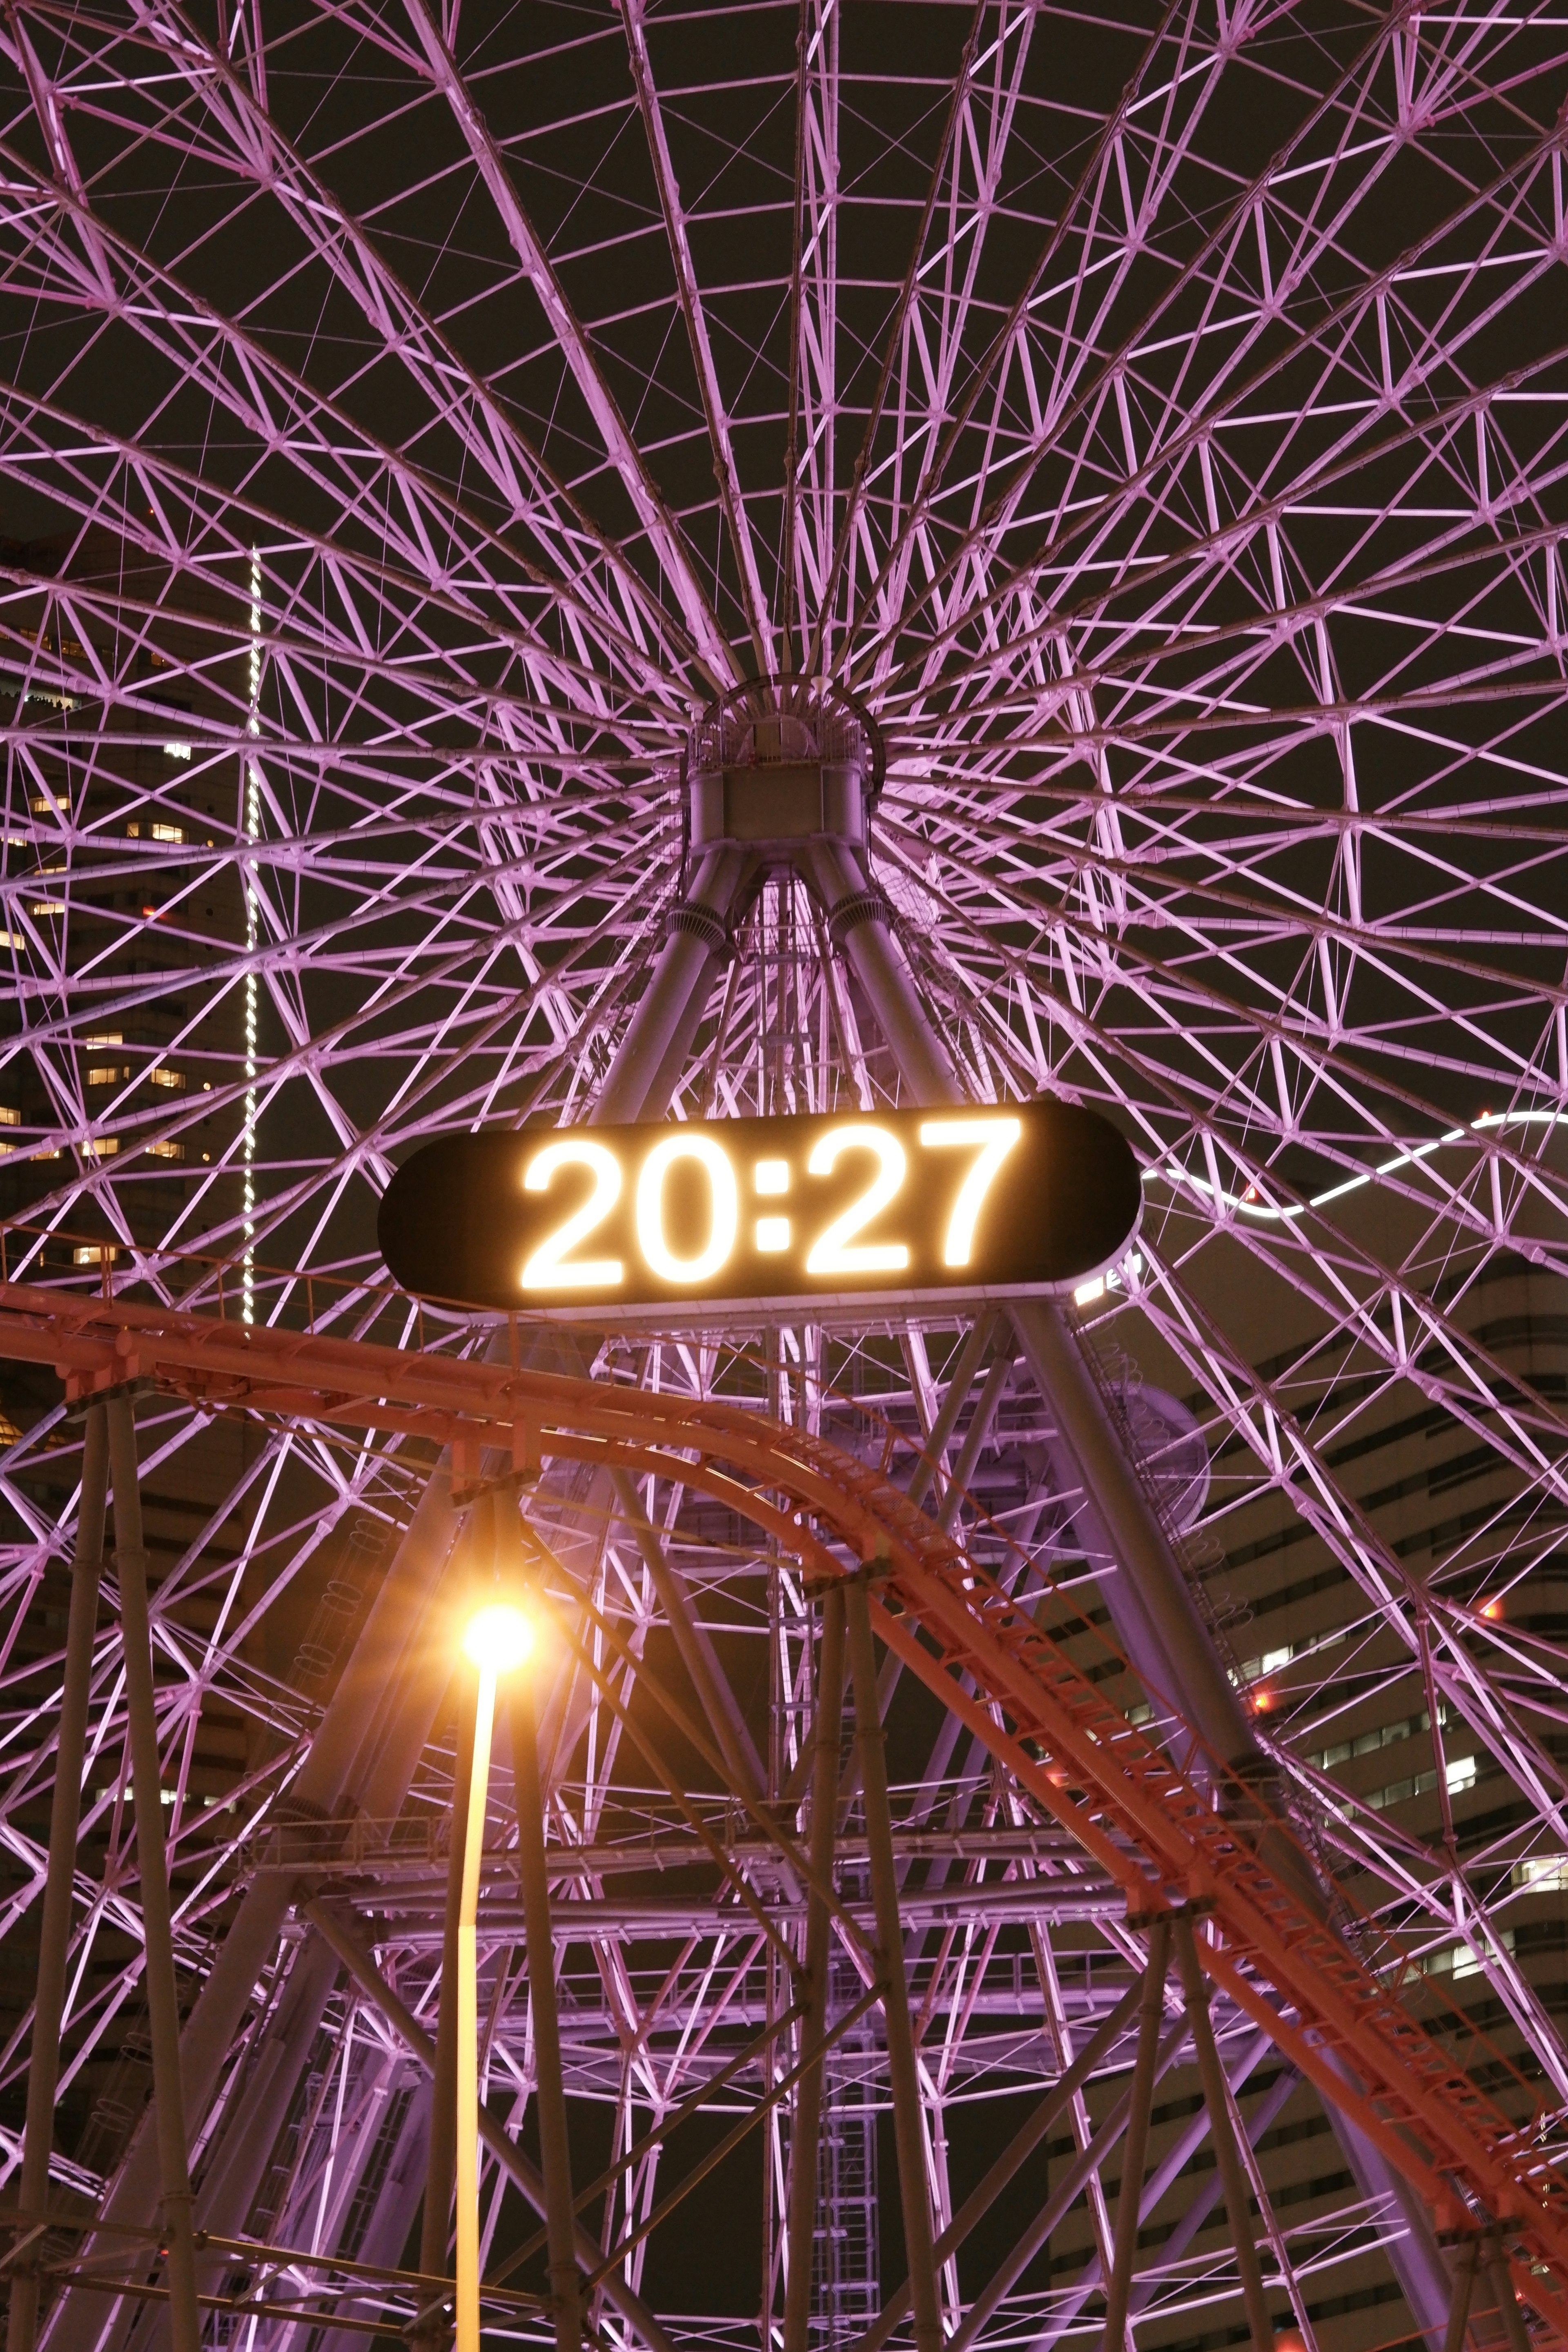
left=0, top=4, right=1565, bottom=2351
left=0, top=1272, right=1566, bottom=2340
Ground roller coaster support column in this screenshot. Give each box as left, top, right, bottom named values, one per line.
left=1174, top=1910, right=1272, bottom=2351
left=7, top=1405, right=109, bottom=2352
left=1483, top=2240, right=1531, bottom=2352
left=1442, top=2239, right=1478, bottom=2352
left=105, top=1397, right=202, bottom=2352
left=1101, top=1915, right=1172, bottom=2352
left=782, top=1581, right=847, bottom=2352
left=845, top=1575, right=941, bottom=2352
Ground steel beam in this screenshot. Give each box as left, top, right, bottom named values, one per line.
left=607, top=1467, right=765, bottom=1800
left=834, top=1318, right=1002, bottom=1809
left=1027, top=2038, right=1291, bottom=2343
left=845, top=1579, right=942, bottom=2352
left=1484, top=2244, right=1532, bottom=2352
left=618, top=0, right=773, bottom=672
left=935, top=1345, right=1013, bottom=1536
left=1174, top=1911, right=1273, bottom=2350
left=782, top=1580, right=846, bottom=2352
left=945, top=2017, right=1187, bottom=2352
left=1127, top=2055, right=1293, bottom=2314
left=7, top=1405, right=109, bottom=2352
left=906, top=1317, right=997, bottom=1512
left=849, top=1970, right=1148, bottom=2352
left=121, top=1936, right=349, bottom=2352
left=1443, top=2238, right=1478, bottom=2352
left=400, top=0, right=736, bottom=687
left=579, top=1987, right=879, bottom=2295
left=344, top=1881, right=1122, bottom=1940
left=588, top=849, right=749, bottom=1126
left=302, top=1898, right=683, bottom=2352
left=104, top=1399, right=201, bottom=2352
left=1101, top=1917, right=1172, bottom=2350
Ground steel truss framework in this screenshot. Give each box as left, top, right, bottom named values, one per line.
left=0, top=6, right=1565, bottom=2352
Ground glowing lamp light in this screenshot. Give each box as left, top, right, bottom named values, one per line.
left=1273, top=2332, right=1309, bottom=2352
left=1481, top=1597, right=1504, bottom=1622
left=462, top=1601, right=532, bottom=1674
left=1251, top=1684, right=1276, bottom=1714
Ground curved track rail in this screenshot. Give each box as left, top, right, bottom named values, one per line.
left=2, top=1279, right=1564, bottom=2337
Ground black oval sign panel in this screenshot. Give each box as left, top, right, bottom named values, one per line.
left=379, top=1101, right=1141, bottom=1318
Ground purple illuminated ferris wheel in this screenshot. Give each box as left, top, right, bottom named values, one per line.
left=1, top=7, right=1567, bottom=2352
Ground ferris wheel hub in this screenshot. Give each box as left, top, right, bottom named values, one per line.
left=686, top=679, right=884, bottom=866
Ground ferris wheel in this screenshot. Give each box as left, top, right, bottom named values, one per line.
left=1, top=5, right=1567, bottom=2352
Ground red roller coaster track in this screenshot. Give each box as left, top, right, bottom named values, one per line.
left=0, top=1277, right=1564, bottom=2339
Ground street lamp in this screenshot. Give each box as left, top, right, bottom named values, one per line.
left=454, top=1598, right=532, bottom=2352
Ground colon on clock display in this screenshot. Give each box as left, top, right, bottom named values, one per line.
left=378, top=1099, right=1141, bottom=1319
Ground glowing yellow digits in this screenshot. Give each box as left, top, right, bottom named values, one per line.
left=512, top=1109, right=1032, bottom=1303
left=521, top=1140, right=624, bottom=1290
left=919, top=1117, right=1022, bottom=1265
left=637, top=1134, right=738, bottom=1283
left=805, top=1125, right=909, bottom=1274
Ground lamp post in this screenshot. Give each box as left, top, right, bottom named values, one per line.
left=454, top=1599, right=532, bottom=2352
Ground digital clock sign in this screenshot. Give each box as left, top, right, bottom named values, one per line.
left=379, top=1100, right=1141, bottom=1319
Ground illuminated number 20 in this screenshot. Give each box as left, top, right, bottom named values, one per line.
left=637, top=1134, right=738, bottom=1282
left=806, top=1125, right=909, bottom=1274
left=521, top=1140, right=624, bottom=1290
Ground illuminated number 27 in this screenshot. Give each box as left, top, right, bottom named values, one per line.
left=919, top=1118, right=1022, bottom=1265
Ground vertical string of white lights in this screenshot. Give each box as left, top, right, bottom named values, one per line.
left=243, top=549, right=261, bottom=1324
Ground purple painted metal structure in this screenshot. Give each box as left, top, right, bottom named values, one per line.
left=0, top=7, right=1566, bottom=2352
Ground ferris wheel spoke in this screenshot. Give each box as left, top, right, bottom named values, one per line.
left=839, top=0, right=1211, bottom=672
left=806, top=0, right=984, bottom=673
left=0, top=411, right=686, bottom=747
left=873, top=820, right=1566, bottom=1217
left=883, top=378, right=1568, bottom=726
left=843, top=7, right=1375, bottom=679
left=396, top=0, right=737, bottom=690
left=883, top=792, right=1568, bottom=1038
left=863, top=87, right=1564, bottom=700
left=108, top=5, right=675, bottom=633
left=888, top=337, right=1568, bottom=726
left=617, top=0, right=775, bottom=674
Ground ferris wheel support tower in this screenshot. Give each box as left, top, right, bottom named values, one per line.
left=611, top=683, right=1468, bottom=2339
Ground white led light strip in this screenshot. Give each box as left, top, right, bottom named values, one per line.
left=243, top=549, right=261, bottom=1325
